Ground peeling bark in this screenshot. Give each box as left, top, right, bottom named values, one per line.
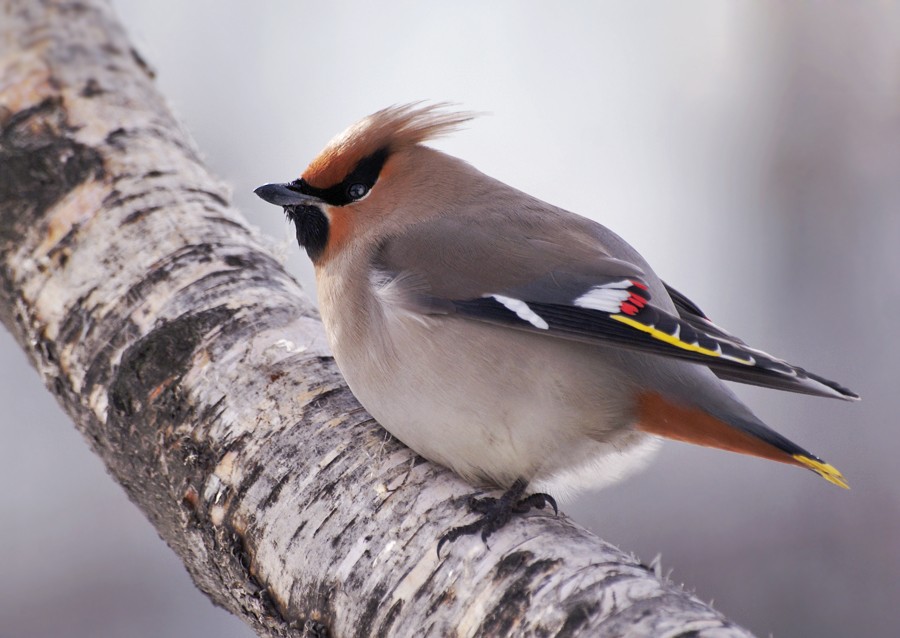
left=0, top=1, right=755, bottom=636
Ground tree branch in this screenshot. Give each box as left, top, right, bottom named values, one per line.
left=0, top=1, right=754, bottom=636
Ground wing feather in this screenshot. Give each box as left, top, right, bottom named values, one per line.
left=371, top=212, right=858, bottom=402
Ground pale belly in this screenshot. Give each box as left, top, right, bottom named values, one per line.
left=327, top=310, right=659, bottom=499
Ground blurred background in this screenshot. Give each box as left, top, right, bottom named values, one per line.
left=2, top=1, right=898, bottom=636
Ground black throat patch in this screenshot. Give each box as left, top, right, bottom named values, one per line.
left=286, top=205, right=329, bottom=261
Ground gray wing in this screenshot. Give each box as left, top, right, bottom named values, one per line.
left=374, top=214, right=859, bottom=401
left=374, top=212, right=647, bottom=301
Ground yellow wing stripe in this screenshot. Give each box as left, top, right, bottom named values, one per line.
left=793, top=455, right=850, bottom=489
left=611, top=314, right=724, bottom=359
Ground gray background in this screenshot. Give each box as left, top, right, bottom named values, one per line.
left=2, top=1, right=898, bottom=636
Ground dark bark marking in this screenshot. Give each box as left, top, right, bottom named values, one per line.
left=129, top=46, right=157, bottom=79
left=425, top=586, right=457, bottom=617
left=213, top=251, right=297, bottom=295
left=375, top=600, right=403, bottom=637
left=82, top=244, right=275, bottom=401
left=306, top=584, right=339, bottom=638
left=289, top=519, right=308, bottom=546
left=311, top=507, right=337, bottom=538
left=185, top=267, right=257, bottom=299
left=554, top=601, right=600, bottom=638
left=122, top=205, right=162, bottom=224
left=197, top=394, right=229, bottom=429
left=332, top=515, right=359, bottom=549
left=317, top=446, right=347, bottom=473
left=592, top=571, right=643, bottom=592
left=105, top=125, right=199, bottom=160
left=477, top=556, right=562, bottom=637
left=35, top=330, right=60, bottom=365
left=184, top=186, right=229, bottom=208
left=44, top=224, right=81, bottom=266
left=210, top=216, right=250, bottom=231
left=171, top=434, right=218, bottom=474
left=0, top=96, right=105, bottom=246
left=355, top=583, right=389, bottom=638
left=103, top=187, right=158, bottom=209
left=493, top=549, right=534, bottom=581
left=260, top=471, right=292, bottom=511
left=224, top=254, right=250, bottom=269
left=105, top=126, right=127, bottom=147
left=52, top=374, right=66, bottom=397
left=309, top=385, right=348, bottom=412
left=182, top=485, right=200, bottom=511
left=81, top=315, right=141, bottom=398
left=80, top=78, right=105, bottom=97
left=596, top=593, right=712, bottom=633
left=112, top=243, right=216, bottom=311
left=229, top=461, right=266, bottom=514
left=225, top=526, right=269, bottom=601
left=108, top=306, right=235, bottom=417
left=56, top=288, right=98, bottom=348
left=299, top=619, right=330, bottom=638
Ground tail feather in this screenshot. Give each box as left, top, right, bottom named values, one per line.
left=792, top=456, right=849, bottom=489
left=636, top=392, right=849, bottom=488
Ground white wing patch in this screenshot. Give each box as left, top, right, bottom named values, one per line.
left=574, top=280, right=634, bottom=313
left=490, top=294, right=549, bottom=330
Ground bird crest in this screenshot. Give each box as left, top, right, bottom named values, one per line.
left=302, top=103, right=475, bottom=188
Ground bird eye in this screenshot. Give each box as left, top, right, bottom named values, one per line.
left=347, top=183, right=369, bottom=200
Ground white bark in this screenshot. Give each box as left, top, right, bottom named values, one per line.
left=0, top=1, right=755, bottom=636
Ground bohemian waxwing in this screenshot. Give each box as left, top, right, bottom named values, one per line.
left=255, top=103, right=858, bottom=545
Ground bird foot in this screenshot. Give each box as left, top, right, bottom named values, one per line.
left=437, top=479, right=557, bottom=557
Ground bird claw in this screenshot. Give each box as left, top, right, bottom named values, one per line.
left=436, top=480, right=558, bottom=558
left=513, top=492, right=558, bottom=516
left=467, top=495, right=499, bottom=514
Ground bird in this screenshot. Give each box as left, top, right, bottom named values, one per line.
left=255, top=103, right=858, bottom=547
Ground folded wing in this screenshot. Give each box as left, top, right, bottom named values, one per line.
left=373, top=214, right=859, bottom=402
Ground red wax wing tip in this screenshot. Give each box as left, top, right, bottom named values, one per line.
left=629, top=293, right=647, bottom=308
left=631, top=280, right=649, bottom=290
left=621, top=302, right=639, bottom=315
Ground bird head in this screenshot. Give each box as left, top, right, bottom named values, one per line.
left=255, top=103, right=475, bottom=264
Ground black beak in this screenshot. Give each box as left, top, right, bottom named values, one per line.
left=254, top=182, right=323, bottom=207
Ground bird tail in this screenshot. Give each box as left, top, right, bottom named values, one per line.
left=636, top=392, right=848, bottom=488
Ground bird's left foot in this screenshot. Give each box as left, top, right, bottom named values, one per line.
left=437, top=479, right=557, bottom=556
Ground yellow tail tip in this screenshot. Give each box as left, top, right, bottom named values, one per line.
left=793, top=455, right=850, bottom=489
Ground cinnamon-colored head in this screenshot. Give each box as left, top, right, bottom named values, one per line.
left=255, top=103, right=476, bottom=263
